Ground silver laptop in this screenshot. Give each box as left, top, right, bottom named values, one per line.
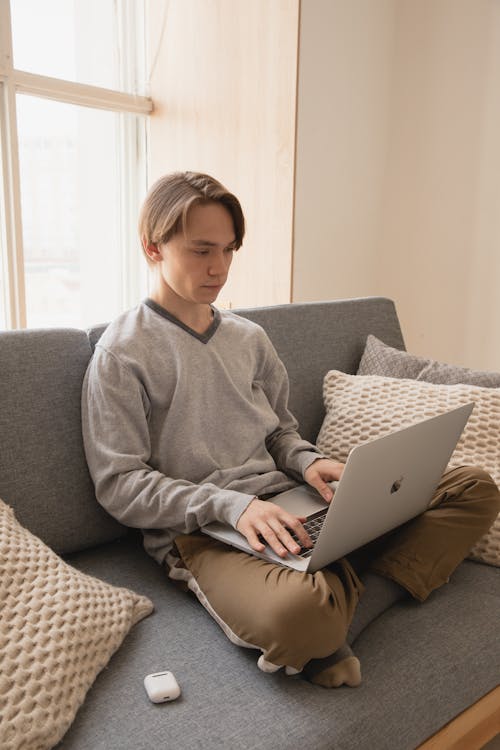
left=202, top=403, right=473, bottom=572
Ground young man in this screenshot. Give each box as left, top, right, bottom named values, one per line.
left=82, top=172, right=500, bottom=688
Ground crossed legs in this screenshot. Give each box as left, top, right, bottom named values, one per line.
left=170, top=533, right=361, bottom=672
left=168, top=466, right=500, bottom=687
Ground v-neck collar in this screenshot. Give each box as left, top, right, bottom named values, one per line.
left=144, top=298, right=221, bottom=344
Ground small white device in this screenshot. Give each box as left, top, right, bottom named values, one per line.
left=144, top=671, right=181, bottom=703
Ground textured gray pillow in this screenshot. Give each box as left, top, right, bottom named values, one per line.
left=357, top=335, right=500, bottom=387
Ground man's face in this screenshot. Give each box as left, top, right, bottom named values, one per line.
left=155, top=202, right=237, bottom=306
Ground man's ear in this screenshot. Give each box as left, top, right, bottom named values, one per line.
left=143, top=240, right=162, bottom=262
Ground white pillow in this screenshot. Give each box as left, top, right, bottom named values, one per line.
left=0, top=498, right=154, bottom=750
left=316, top=371, right=500, bottom=567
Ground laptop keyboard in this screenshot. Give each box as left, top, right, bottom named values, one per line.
left=257, top=508, right=328, bottom=558
left=291, top=508, right=328, bottom=558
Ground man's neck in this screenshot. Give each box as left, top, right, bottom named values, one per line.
left=148, top=291, right=214, bottom=335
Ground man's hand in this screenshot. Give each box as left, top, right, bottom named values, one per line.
left=304, top=458, right=345, bottom=502
left=236, top=498, right=312, bottom=559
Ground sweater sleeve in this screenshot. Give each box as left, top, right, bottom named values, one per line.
left=259, top=340, right=325, bottom=479
left=81, top=349, right=254, bottom=534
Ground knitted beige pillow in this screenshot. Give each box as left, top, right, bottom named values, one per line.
left=0, top=499, right=154, bottom=750
left=316, top=371, right=500, bottom=567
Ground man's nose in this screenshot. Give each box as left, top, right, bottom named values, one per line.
left=208, top=252, right=228, bottom=276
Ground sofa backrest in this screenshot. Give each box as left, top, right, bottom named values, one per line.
left=234, top=297, right=404, bottom=443
left=0, top=297, right=404, bottom=555
left=0, top=329, right=126, bottom=554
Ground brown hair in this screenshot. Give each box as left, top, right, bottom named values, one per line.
left=138, top=172, right=245, bottom=261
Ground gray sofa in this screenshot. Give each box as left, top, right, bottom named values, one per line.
left=0, top=297, right=498, bottom=750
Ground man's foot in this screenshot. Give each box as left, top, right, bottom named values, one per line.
left=303, top=644, right=362, bottom=688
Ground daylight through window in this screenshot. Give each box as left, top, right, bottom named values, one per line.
left=0, top=0, right=152, bottom=329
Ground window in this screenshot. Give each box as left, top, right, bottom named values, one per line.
left=0, top=0, right=152, bottom=329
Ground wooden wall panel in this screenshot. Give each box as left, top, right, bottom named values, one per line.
left=147, top=0, right=299, bottom=308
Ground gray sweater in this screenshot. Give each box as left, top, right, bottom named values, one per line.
left=81, top=300, right=323, bottom=563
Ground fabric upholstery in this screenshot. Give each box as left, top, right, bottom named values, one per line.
left=233, top=297, right=404, bottom=443
left=0, top=329, right=127, bottom=554
left=0, top=499, right=153, bottom=750
left=57, top=535, right=500, bottom=750
left=358, top=334, right=500, bottom=387
left=316, top=370, right=500, bottom=566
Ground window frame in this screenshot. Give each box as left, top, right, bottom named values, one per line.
left=0, top=0, right=153, bottom=329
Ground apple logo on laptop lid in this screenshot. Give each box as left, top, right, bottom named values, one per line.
left=390, top=476, right=404, bottom=494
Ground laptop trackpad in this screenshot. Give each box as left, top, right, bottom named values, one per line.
left=273, top=483, right=331, bottom=517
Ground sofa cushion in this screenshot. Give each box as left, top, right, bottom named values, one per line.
left=358, top=334, right=500, bottom=387
left=0, top=499, right=153, bottom=750
left=316, top=371, right=500, bottom=566
left=0, top=329, right=127, bottom=553
left=56, top=535, right=500, bottom=750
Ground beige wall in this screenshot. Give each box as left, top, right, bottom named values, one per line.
left=379, top=0, right=500, bottom=370
left=146, top=0, right=299, bottom=309
left=293, top=0, right=396, bottom=303
left=294, top=0, right=500, bottom=371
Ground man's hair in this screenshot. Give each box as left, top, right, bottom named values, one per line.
left=138, top=171, right=245, bottom=261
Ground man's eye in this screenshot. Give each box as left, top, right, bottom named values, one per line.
left=194, top=249, right=209, bottom=255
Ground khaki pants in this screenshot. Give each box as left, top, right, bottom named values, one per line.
left=168, top=466, right=500, bottom=672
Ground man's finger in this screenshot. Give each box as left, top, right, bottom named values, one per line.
left=268, top=520, right=301, bottom=555
left=259, top=526, right=289, bottom=558
left=309, top=476, right=334, bottom=502
left=243, top=526, right=266, bottom=553
left=280, top=515, right=312, bottom=549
